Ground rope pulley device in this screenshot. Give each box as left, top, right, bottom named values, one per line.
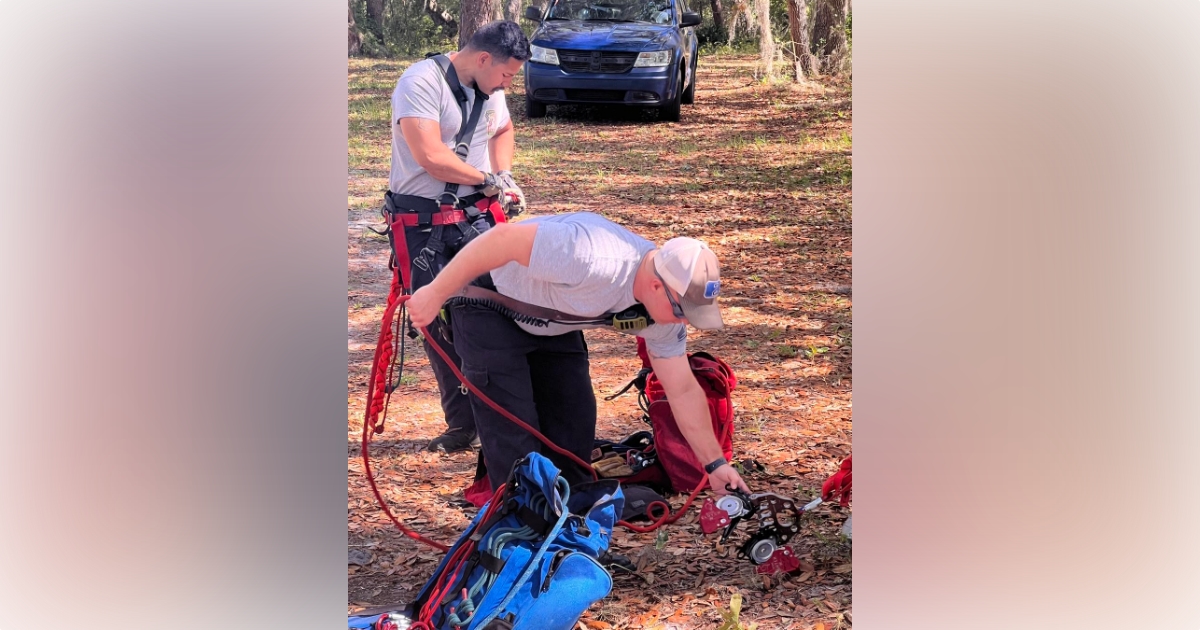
left=699, top=485, right=823, bottom=573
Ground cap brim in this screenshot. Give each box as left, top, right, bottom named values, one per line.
left=680, top=301, right=724, bottom=330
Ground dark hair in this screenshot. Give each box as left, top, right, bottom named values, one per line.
left=464, top=20, right=532, bottom=62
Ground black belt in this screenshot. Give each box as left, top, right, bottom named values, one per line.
left=385, top=190, right=489, bottom=215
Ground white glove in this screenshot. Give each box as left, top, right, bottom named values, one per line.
left=495, top=170, right=526, bottom=216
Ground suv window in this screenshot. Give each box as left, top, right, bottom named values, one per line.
left=547, top=0, right=675, bottom=25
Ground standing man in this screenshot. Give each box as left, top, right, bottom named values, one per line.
left=406, top=212, right=751, bottom=497
left=387, top=21, right=531, bottom=453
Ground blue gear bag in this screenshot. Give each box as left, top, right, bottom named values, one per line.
left=351, top=453, right=623, bottom=630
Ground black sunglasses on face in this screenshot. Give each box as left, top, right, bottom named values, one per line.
left=654, top=268, right=686, bottom=319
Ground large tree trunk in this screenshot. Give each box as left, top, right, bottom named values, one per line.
left=709, top=0, right=725, bottom=40
left=348, top=1, right=362, bottom=56
left=754, top=0, right=773, bottom=77
left=459, top=0, right=501, bottom=48
left=365, top=0, right=386, bottom=44
left=425, top=0, right=459, bottom=40
left=786, top=0, right=817, bottom=81
left=505, top=0, right=523, bottom=22
left=811, top=0, right=849, bottom=74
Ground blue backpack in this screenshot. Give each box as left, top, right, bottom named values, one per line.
left=351, top=453, right=623, bottom=630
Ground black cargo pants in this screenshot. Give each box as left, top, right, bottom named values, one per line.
left=392, top=205, right=492, bottom=436
left=448, top=301, right=597, bottom=490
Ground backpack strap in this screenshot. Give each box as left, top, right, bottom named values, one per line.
left=635, top=337, right=652, bottom=370
left=430, top=53, right=488, bottom=203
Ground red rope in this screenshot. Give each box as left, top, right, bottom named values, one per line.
left=420, top=320, right=708, bottom=534
left=419, top=325, right=600, bottom=482
left=362, top=284, right=710, bottom=559
left=361, top=287, right=449, bottom=552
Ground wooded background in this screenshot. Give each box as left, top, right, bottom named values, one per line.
left=347, top=0, right=850, bottom=81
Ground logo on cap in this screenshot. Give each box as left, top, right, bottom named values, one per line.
left=704, top=280, right=720, bottom=299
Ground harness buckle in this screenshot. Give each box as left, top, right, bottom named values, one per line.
left=437, top=191, right=462, bottom=208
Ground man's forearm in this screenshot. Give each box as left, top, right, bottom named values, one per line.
left=397, top=118, right=487, bottom=186
left=417, top=144, right=487, bottom=186
left=489, top=123, right=515, bottom=173
left=668, top=389, right=726, bottom=466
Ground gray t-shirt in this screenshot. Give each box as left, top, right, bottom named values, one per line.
left=491, top=213, right=688, bottom=358
left=390, top=57, right=512, bottom=198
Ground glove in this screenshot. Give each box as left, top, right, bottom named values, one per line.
left=478, top=172, right=502, bottom=197
left=495, top=170, right=526, bottom=216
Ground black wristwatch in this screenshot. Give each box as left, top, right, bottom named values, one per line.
left=704, top=457, right=728, bottom=474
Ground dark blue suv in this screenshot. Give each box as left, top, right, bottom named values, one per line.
left=521, top=0, right=700, bottom=121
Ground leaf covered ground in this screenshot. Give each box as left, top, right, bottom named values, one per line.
left=348, top=54, right=852, bottom=629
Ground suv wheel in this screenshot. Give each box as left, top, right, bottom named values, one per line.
left=526, top=91, right=546, bottom=119
left=660, top=69, right=683, bottom=122
left=681, top=61, right=696, bottom=105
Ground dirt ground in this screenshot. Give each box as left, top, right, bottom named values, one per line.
left=348, top=54, right=852, bottom=629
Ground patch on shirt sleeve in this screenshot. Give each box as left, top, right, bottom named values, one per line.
left=486, top=110, right=497, bottom=137
left=677, top=327, right=686, bottom=342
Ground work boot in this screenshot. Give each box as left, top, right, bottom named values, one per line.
left=426, top=427, right=479, bottom=454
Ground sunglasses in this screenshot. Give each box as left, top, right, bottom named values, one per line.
left=654, top=268, right=686, bottom=319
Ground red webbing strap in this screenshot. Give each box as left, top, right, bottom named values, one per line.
left=387, top=215, right=414, bottom=293
left=391, top=209, right=467, bottom=227
left=482, top=197, right=507, bottom=224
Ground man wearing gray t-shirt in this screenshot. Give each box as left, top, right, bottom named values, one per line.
left=385, top=21, right=530, bottom=454
left=408, top=212, right=751, bottom=497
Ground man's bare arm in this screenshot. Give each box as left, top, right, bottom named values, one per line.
left=399, top=117, right=488, bottom=185
left=488, top=120, right=515, bottom=173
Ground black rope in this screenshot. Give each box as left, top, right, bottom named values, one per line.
left=387, top=303, right=411, bottom=394
left=446, top=296, right=553, bottom=328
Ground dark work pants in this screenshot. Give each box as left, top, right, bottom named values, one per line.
left=421, top=319, right=475, bottom=433
left=397, top=221, right=480, bottom=435
left=448, top=303, right=597, bottom=490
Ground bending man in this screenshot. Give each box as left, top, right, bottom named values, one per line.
left=407, top=212, right=750, bottom=496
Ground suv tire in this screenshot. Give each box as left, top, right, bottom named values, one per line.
left=660, top=69, right=683, bottom=122
left=526, top=92, right=547, bottom=119
left=681, top=60, right=696, bottom=105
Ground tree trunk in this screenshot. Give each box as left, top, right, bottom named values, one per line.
left=459, top=0, right=501, bottom=48
left=365, top=0, right=386, bottom=44
left=505, top=0, right=523, bottom=22
left=812, top=0, right=848, bottom=74
left=726, top=0, right=745, bottom=42
left=425, top=0, right=459, bottom=40
left=754, top=0, right=773, bottom=77
left=348, top=0, right=362, bottom=56
left=709, top=0, right=725, bottom=41
left=786, top=0, right=817, bottom=81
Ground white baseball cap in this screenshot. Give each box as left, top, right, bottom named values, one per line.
left=653, top=237, right=724, bottom=330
